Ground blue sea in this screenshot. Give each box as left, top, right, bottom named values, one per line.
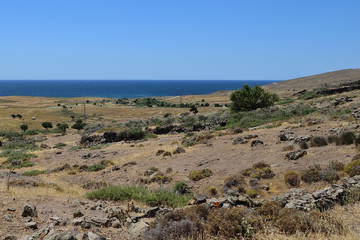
left=0, top=80, right=277, bottom=98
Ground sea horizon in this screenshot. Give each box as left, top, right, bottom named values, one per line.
left=0, top=80, right=278, bottom=99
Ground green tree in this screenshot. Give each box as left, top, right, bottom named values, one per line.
left=16, top=114, right=22, bottom=119
left=230, top=84, right=279, bottom=112
left=56, top=123, right=69, bottom=135
left=20, top=124, right=28, bottom=132
left=41, top=121, right=53, bottom=130
left=71, top=120, right=86, bottom=131
left=190, top=105, right=198, bottom=115
left=11, top=114, right=16, bottom=119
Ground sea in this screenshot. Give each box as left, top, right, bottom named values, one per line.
left=0, top=80, right=277, bottom=98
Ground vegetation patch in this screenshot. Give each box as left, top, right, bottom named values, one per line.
left=284, top=171, right=300, bottom=187
left=189, top=169, right=213, bottom=181
left=85, top=185, right=191, bottom=207
left=23, top=170, right=48, bottom=176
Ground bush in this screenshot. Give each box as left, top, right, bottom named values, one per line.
left=256, top=201, right=282, bottom=221
left=319, top=168, right=339, bottom=183
left=310, top=136, right=328, bottom=147
left=209, top=186, right=218, bottom=196
left=173, top=181, right=191, bottom=194
left=299, top=141, right=309, bottom=149
left=328, top=160, right=345, bottom=171
left=41, top=121, right=53, bottom=129
left=230, top=84, right=279, bottom=112
left=22, top=170, right=48, bottom=176
left=188, top=169, right=213, bottom=181
left=339, top=132, right=356, bottom=145
left=345, top=160, right=360, bottom=177
left=117, top=128, right=146, bottom=141
left=246, top=189, right=258, bottom=198
left=87, top=164, right=106, bottom=172
left=85, top=185, right=191, bottom=207
left=301, top=165, right=321, bottom=183
left=54, top=142, right=67, bottom=148
left=284, top=171, right=300, bottom=187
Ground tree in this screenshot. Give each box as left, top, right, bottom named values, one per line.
left=230, top=84, right=279, bottom=112
left=11, top=114, right=16, bottom=119
left=20, top=124, right=28, bottom=132
left=190, top=105, right=198, bottom=115
left=71, top=120, right=86, bottom=131
left=56, top=123, right=69, bottom=135
left=42, top=121, right=53, bottom=130
left=16, top=114, right=22, bottom=119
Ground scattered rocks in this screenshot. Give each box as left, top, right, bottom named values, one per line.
left=25, top=221, right=38, bottom=230
left=285, top=150, right=307, bottom=160
left=232, top=136, right=248, bottom=145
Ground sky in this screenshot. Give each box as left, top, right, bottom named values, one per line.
left=0, top=0, right=359, bottom=80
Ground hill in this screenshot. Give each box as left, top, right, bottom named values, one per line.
left=263, top=68, right=360, bottom=96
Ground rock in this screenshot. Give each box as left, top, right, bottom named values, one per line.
left=4, top=236, right=17, bottom=240
left=7, top=207, right=16, bottom=212
left=32, top=227, right=50, bottom=239
left=194, top=194, right=207, bottom=204
left=4, top=214, right=13, bottom=222
left=40, top=143, right=50, bottom=149
left=81, top=221, right=91, bottom=229
left=243, top=134, right=258, bottom=139
left=285, top=150, right=307, bottom=160
left=72, top=216, right=85, bottom=226
left=22, top=205, right=37, bottom=217
left=279, top=132, right=295, bottom=141
left=26, top=221, right=38, bottom=230
left=73, top=211, right=84, bottom=218
left=145, top=207, right=160, bottom=218
left=112, top=165, right=120, bottom=171
left=125, top=220, right=149, bottom=239
left=87, top=232, right=106, bottom=240
left=251, top=139, right=263, bottom=147
left=155, top=208, right=170, bottom=220
left=90, top=217, right=110, bottom=227
left=47, top=232, right=76, bottom=240
left=173, top=147, right=186, bottom=154
left=232, top=136, right=248, bottom=145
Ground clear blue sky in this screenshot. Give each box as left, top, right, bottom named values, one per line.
left=0, top=0, right=359, bottom=80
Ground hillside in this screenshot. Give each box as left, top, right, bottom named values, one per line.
left=263, top=68, right=360, bottom=96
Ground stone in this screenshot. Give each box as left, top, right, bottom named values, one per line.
left=251, top=139, right=264, bottom=147
left=72, top=216, right=85, bottom=226
left=279, top=132, right=295, bottom=141
left=90, top=217, right=110, bottom=227
left=285, top=150, right=307, bottom=160
left=22, top=205, right=37, bottom=217
left=194, top=194, right=207, bottom=204
left=4, top=214, right=13, bottom=222
left=81, top=221, right=91, bottom=229
left=26, top=221, right=38, bottom=230
left=4, top=236, right=17, bottom=240
left=145, top=207, right=160, bottom=218
left=47, top=232, right=76, bottom=240
left=112, top=165, right=120, bottom=171
left=125, top=220, right=149, bottom=239
left=31, top=227, right=50, bottom=239
left=232, top=136, right=248, bottom=145
left=73, top=211, right=84, bottom=218
left=7, top=207, right=16, bottom=212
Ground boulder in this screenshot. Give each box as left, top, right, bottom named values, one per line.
left=22, top=205, right=37, bottom=217
left=285, top=150, right=307, bottom=160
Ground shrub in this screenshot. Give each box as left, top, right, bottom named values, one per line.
left=319, top=168, right=339, bottom=183
left=156, top=150, right=165, bottom=156
left=301, top=165, right=321, bottom=183
left=344, top=160, right=360, bottom=177
left=56, top=123, right=69, bottom=135
left=284, top=171, right=300, bottom=187
left=339, top=131, right=356, bottom=145
left=230, top=84, right=279, bottom=112
left=209, top=186, right=218, bottom=196
left=163, top=151, right=172, bottom=157
left=173, top=181, right=191, bottom=194
left=328, top=160, right=345, bottom=171
left=310, top=136, right=327, bottom=147
left=85, top=185, right=191, bottom=207
left=41, top=121, right=53, bottom=129
left=256, top=201, right=282, bottom=221
left=87, top=164, right=106, bottom=172
left=117, top=128, right=145, bottom=141
left=188, top=169, right=213, bottom=181
left=82, top=181, right=109, bottom=190
left=282, top=145, right=294, bottom=151
left=71, top=119, right=86, bottom=131
left=20, top=124, right=28, bottom=132
left=327, top=135, right=340, bottom=144
left=54, top=142, right=67, bottom=148
left=246, top=189, right=258, bottom=198
left=299, top=141, right=309, bottom=149
left=22, top=170, right=48, bottom=176
left=252, top=162, right=270, bottom=169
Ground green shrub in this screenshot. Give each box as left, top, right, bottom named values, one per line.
left=54, top=142, right=67, bottom=148
left=284, top=171, right=300, bottom=187
left=310, top=136, right=327, bottom=147
left=85, top=185, right=191, bottom=207
left=87, top=164, right=106, bottom=172
left=185, top=132, right=196, bottom=137
left=189, top=169, right=213, bottom=181
left=23, top=170, right=48, bottom=176
left=117, top=128, right=146, bottom=141
left=89, top=144, right=106, bottom=150
left=246, top=189, right=258, bottom=198
left=344, top=160, right=360, bottom=177
left=173, top=181, right=191, bottom=194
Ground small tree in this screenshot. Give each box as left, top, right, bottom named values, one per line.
left=16, top=114, right=22, bottom=119
left=11, top=114, right=16, bottom=119
left=56, top=123, right=69, bottom=135
left=230, top=84, right=279, bottom=112
left=20, top=124, right=28, bottom=132
left=71, top=120, right=86, bottom=132
left=42, top=121, right=53, bottom=130
left=190, top=105, right=198, bottom=115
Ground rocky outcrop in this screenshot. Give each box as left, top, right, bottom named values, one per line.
left=285, top=150, right=307, bottom=160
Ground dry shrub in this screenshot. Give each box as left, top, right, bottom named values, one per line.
left=208, top=186, right=218, bottom=196
left=252, top=162, right=270, bottom=169
left=256, top=201, right=282, bottom=221
left=156, top=149, right=165, bottom=156
left=339, top=131, right=356, bottom=145
left=223, top=174, right=245, bottom=193
left=328, top=160, right=345, bottom=171
left=284, top=171, right=300, bottom=187
left=276, top=208, right=344, bottom=235
left=352, top=153, right=360, bottom=161
left=301, top=165, right=321, bottom=183
left=319, top=168, right=339, bottom=183
left=246, top=189, right=258, bottom=198
left=82, top=181, right=109, bottom=190
left=207, top=208, right=259, bottom=239
left=299, top=141, right=309, bottom=149
left=283, top=145, right=295, bottom=151
left=310, top=136, right=328, bottom=147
